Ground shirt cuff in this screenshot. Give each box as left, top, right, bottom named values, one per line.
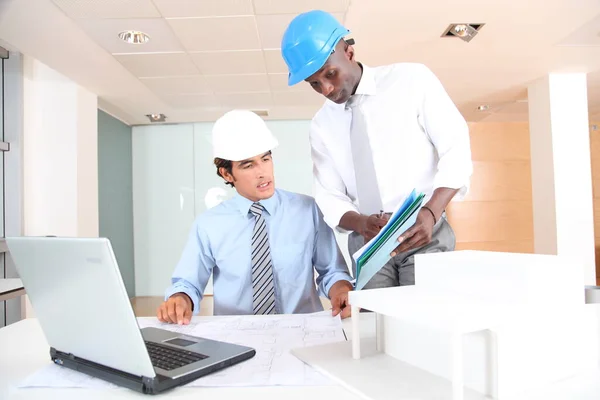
left=321, top=273, right=354, bottom=298
left=325, top=203, right=360, bottom=234
left=433, top=170, right=472, bottom=202
left=164, top=281, right=202, bottom=315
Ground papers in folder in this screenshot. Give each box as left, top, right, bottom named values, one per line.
left=353, top=189, right=425, bottom=290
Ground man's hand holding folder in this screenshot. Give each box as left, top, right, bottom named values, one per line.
left=390, top=207, right=436, bottom=257
left=352, top=190, right=426, bottom=290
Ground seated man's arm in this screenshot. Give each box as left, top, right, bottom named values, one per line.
left=158, top=219, right=214, bottom=324
left=312, top=201, right=354, bottom=319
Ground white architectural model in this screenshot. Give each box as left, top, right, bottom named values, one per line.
left=293, top=250, right=600, bottom=400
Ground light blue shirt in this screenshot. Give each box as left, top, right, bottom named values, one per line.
left=165, top=189, right=353, bottom=315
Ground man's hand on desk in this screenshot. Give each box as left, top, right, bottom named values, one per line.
left=329, top=280, right=353, bottom=319
left=157, top=293, right=193, bottom=325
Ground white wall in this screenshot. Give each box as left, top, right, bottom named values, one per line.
left=22, top=55, right=98, bottom=237
left=133, top=120, right=345, bottom=297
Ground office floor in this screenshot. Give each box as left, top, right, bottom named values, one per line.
left=130, top=296, right=333, bottom=317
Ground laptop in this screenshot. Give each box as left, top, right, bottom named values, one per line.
left=6, top=236, right=256, bottom=394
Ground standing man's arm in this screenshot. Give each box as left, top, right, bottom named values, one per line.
left=392, top=64, right=473, bottom=254
left=158, top=219, right=215, bottom=324
left=310, top=201, right=354, bottom=319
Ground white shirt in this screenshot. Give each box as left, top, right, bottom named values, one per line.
left=309, top=63, right=473, bottom=231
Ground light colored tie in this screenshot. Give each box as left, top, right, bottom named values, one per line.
left=346, top=95, right=383, bottom=215
left=250, top=203, right=276, bottom=315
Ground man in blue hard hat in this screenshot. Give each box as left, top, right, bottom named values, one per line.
left=281, top=11, right=473, bottom=289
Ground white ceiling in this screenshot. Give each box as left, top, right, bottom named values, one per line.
left=0, top=0, right=599, bottom=125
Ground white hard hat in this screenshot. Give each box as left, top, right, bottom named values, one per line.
left=212, top=109, right=279, bottom=161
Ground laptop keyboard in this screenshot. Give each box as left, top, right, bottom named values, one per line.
left=145, top=341, right=208, bottom=371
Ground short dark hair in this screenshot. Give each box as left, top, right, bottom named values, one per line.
left=214, top=158, right=234, bottom=187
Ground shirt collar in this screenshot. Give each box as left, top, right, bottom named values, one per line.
left=353, top=64, right=377, bottom=96
left=232, top=190, right=279, bottom=217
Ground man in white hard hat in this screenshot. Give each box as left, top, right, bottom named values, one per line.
left=280, top=11, right=473, bottom=289
left=157, top=110, right=354, bottom=324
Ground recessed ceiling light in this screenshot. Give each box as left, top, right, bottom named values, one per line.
left=118, top=30, right=150, bottom=44
left=477, top=105, right=490, bottom=111
left=442, top=23, right=484, bottom=43
left=146, top=113, right=166, bottom=122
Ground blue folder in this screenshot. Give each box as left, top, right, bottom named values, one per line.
left=353, top=189, right=425, bottom=290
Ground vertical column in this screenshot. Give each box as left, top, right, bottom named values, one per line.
left=528, top=73, right=596, bottom=285
left=22, top=56, right=98, bottom=238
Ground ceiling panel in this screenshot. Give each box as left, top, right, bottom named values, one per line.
left=264, top=49, right=288, bottom=73
left=167, top=16, right=261, bottom=51
left=115, top=53, right=200, bottom=77
left=268, top=73, right=311, bottom=92
left=255, top=14, right=294, bottom=49
left=252, top=0, right=350, bottom=15
left=51, top=0, right=160, bottom=19
left=139, top=76, right=212, bottom=94
left=190, top=50, right=266, bottom=75
left=153, top=0, right=254, bottom=18
left=216, top=92, right=273, bottom=108
left=207, top=74, right=270, bottom=93
left=256, top=13, right=345, bottom=49
left=556, top=14, right=600, bottom=47
left=77, top=18, right=183, bottom=54
left=163, top=94, right=220, bottom=108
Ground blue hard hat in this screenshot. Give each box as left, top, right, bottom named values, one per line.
left=281, top=10, right=350, bottom=86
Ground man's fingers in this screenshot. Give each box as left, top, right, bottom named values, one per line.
left=392, top=229, right=423, bottom=256
left=374, top=217, right=388, bottom=228
left=330, top=296, right=341, bottom=317
left=175, top=299, right=186, bottom=325
left=183, top=305, right=192, bottom=325
left=340, top=304, right=352, bottom=319
left=391, top=227, right=417, bottom=256
left=166, top=301, right=178, bottom=324
left=156, top=304, right=166, bottom=322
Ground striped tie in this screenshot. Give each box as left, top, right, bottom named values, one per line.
left=250, top=203, right=276, bottom=315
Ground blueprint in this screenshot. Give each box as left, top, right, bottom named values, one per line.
left=18, top=311, right=346, bottom=388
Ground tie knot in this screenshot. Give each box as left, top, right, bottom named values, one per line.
left=250, top=202, right=264, bottom=217
left=345, top=94, right=362, bottom=110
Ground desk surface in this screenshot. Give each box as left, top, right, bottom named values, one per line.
left=0, top=315, right=375, bottom=400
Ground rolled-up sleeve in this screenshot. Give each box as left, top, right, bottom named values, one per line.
left=311, top=201, right=353, bottom=297
left=164, top=219, right=214, bottom=314
left=310, top=119, right=359, bottom=231
left=417, top=65, right=473, bottom=200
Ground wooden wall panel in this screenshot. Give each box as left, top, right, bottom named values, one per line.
left=447, top=201, right=534, bottom=243
left=464, top=161, right=532, bottom=202
left=443, top=121, right=597, bottom=283
left=448, top=122, right=533, bottom=254
left=467, top=122, right=530, bottom=161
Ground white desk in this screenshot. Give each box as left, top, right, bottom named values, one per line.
left=3, top=313, right=600, bottom=400
left=0, top=314, right=375, bottom=400
left=0, top=279, right=25, bottom=302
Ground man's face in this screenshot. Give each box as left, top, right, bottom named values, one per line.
left=304, top=41, right=357, bottom=104
left=221, top=152, right=275, bottom=202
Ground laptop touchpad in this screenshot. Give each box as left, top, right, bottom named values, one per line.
left=164, top=337, right=196, bottom=347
